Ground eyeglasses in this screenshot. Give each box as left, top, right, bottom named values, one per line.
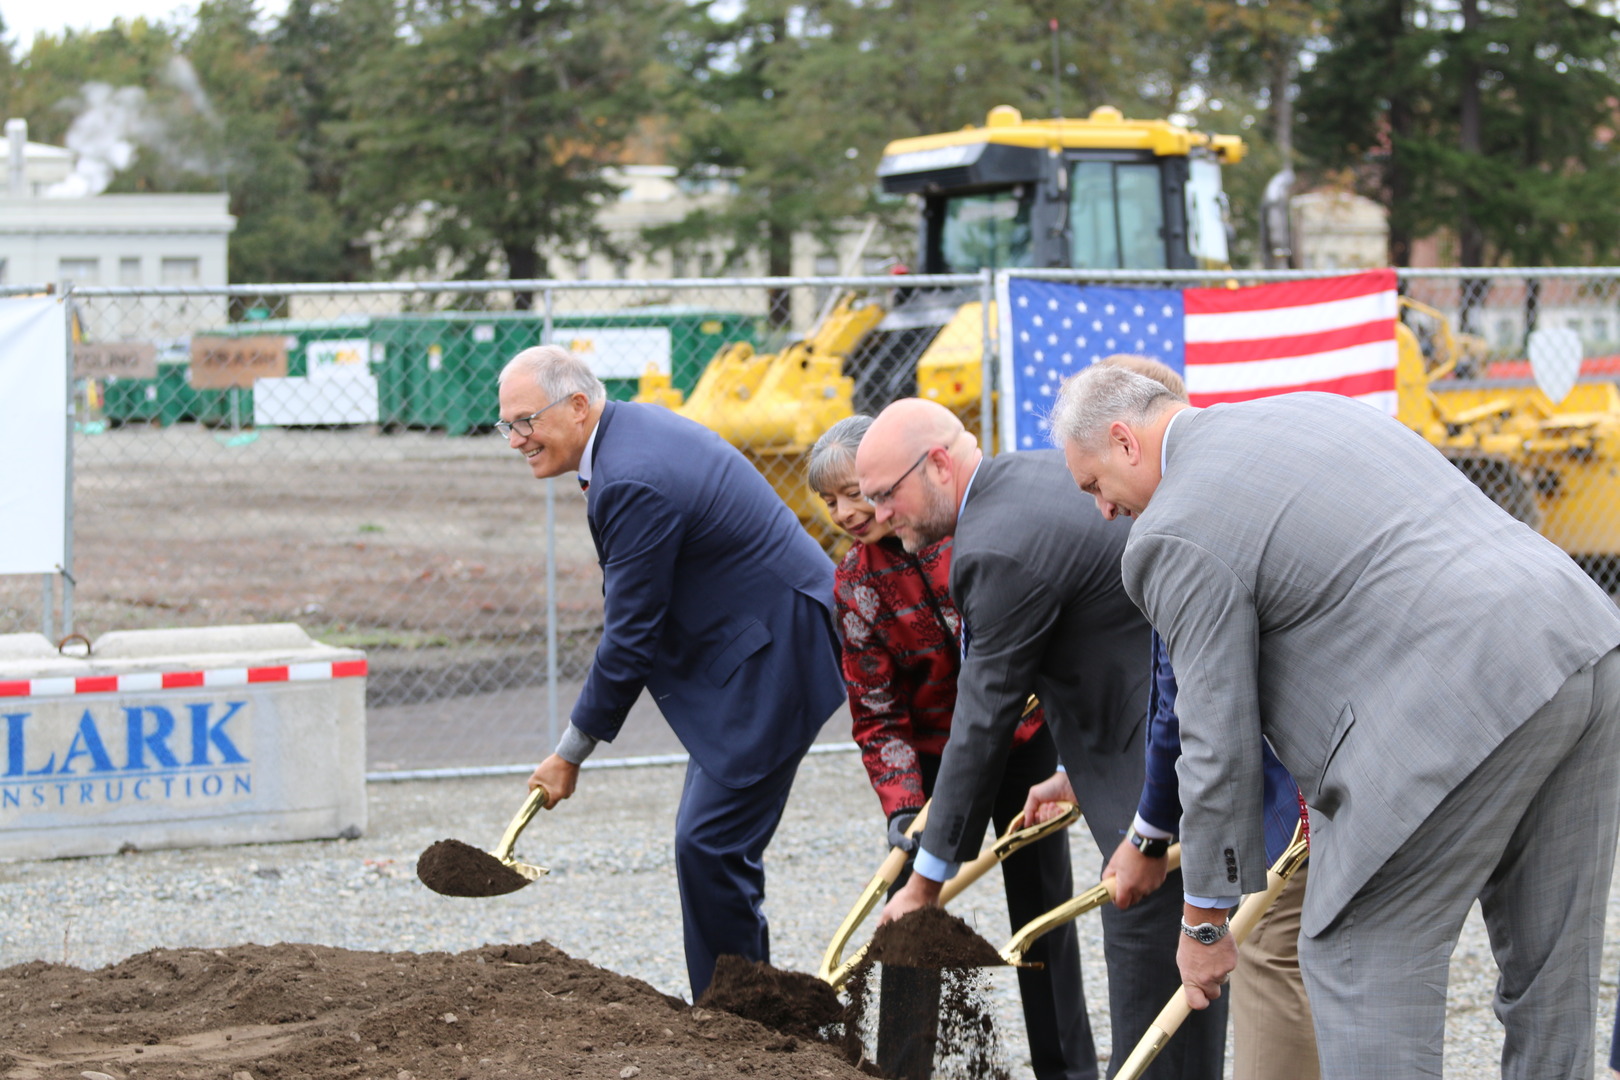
left=866, top=448, right=936, bottom=507
left=496, top=396, right=569, bottom=439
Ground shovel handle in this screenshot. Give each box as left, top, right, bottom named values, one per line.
left=817, top=802, right=932, bottom=984
left=491, top=784, right=549, bottom=864
left=1114, top=823, right=1310, bottom=1080
left=999, top=843, right=1183, bottom=965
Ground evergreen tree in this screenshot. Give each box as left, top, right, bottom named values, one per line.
left=337, top=0, right=676, bottom=307
left=1298, top=0, right=1620, bottom=267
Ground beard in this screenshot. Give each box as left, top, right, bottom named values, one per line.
left=898, top=476, right=957, bottom=553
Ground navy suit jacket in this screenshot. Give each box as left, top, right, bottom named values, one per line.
left=1139, top=633, right=1301, bottom=863
left=573, top=401, right=845, bottom=788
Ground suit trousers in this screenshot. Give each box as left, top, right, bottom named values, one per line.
left=1070, top=746, right=1227, bottom=1080
left=1299, top=647, right=1620, bottom=1080
left=1230, top=863, right=1317, bottom=1080
left=878, top=730, right=1098, bottom=1080
left=674, top=747, right=806, bottom=999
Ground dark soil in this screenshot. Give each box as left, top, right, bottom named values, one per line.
left=0, top=940, right=875, bottom=1080
left=697, top=955, right=845, bottom=1043
left=864, top=907, right=1005, bottom=970
left=415, top=838, right=532, bottom=897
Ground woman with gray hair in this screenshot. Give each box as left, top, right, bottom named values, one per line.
left=807, top=416, right=1087, bottom=1080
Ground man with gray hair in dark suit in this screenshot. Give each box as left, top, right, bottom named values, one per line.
left=860, top=397, right=1225, bottom=1080
left=1052, top=362, right=1620, bottom=1079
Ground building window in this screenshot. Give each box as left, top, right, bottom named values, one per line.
left=670, top=254, right=688, bottom=279
left=119, top=257, right=142, bottom=286
left=0, top=258, right=7, bottom=284
left=160, top=257, right=200, bottom=285
left=574, top=257, right=591, bottom=281
left=611, top=257, right=629, bottom=280
left=59, top=258, right=99, bottom=285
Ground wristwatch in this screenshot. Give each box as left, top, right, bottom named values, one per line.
left=1180, top=917, right=1231, bottom=946
left=1125, top=825, right=1171, bottom=858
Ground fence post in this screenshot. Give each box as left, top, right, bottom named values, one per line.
left=60, top=288, right=76, bottom=636
left=980, top=269, right=996, bottom=453
left=543, top=285, right=559, bottom=752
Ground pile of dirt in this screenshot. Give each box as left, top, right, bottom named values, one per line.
left=0, top=940, right=874, bottom=1080
left=697, top=955, right=845, bottom=1043
left=864, top=906, right=1005, bottom=970
left=415, top=838, right=531, bottom=898
left=840, top=909, right=1010, bottom=1080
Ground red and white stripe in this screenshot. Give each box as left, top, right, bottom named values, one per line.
left=0, top=659, right=368, bottom=699
left=1183, top=269, right=1399, bottom=413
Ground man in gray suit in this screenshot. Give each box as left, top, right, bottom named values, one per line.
left=860, top=397, right=1226, bottom=1080
left=1051, top=364, right=1620, bottom=1079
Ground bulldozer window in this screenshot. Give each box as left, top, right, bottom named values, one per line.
left=940, top=190, right=1033, bottom=272
left=1069, top=160, right=1167, bottom=271
left=1185, top=157, right=1232, bottom=269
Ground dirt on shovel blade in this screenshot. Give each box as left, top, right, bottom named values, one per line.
left=698, top=954, right=846, bottom=1042
left=416, top=837, right=530, bottom=897
left=865, top=905, right=1006, bottom=969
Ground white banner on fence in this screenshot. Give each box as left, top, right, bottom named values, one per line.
left=0, top=296, right=68, bottom=575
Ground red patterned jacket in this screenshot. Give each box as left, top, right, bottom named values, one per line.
left=834, top=535, right=1046, bottom=819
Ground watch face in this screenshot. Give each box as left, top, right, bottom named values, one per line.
left=1195, top=926, right=1221, bottom=945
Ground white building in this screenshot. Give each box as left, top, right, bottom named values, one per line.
left=0, top=119, right=235, bottom=292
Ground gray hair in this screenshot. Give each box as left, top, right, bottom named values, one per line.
left=1049, top=364, right=1179, bottom=451
left=807, top=414, right=874, bottom=493
left=498, top=344, right=607, bottom=406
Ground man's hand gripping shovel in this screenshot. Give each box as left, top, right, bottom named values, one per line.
left=818, top=798, right=1081, bottom=988
left=1112, top=820, right=1311, bottom=1080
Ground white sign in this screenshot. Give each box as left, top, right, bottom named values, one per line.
left=0, top=297, right=68, bottom=575
left=254, top=374, right=380, bottom=426
left=1527, top=326, right=1582, bottom=405
left=557, top=326, right=672, bottom=378
left=306, top=338, right=372, bottom=380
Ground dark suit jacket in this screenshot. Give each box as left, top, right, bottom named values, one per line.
left=1139, top=632, right=1301, bottom=865
left=573, top=400, right=845, bottom=788
left=924, top=449, right=1153, bottom=863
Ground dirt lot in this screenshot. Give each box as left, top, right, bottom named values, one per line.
left=0, top=940, right=871, bottom=1080
left=1, top=423, right=619, bottom=770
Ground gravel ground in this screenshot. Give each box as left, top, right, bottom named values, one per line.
left=1, top=750, right=1616, bottom=1079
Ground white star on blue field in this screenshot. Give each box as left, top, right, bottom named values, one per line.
left=1008, top=279, right=1186, bottom=450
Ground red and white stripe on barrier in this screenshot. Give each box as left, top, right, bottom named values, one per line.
left=0, top=659, right=368, bottom=699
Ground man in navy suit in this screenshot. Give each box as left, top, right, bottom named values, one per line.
left=497, top=344, right=846, bottom=999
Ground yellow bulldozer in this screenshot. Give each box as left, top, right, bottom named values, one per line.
left=637, top=104, right=1620, bottom=577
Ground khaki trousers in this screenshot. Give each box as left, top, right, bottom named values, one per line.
left=1231, top=863, right=1318, bottom=1080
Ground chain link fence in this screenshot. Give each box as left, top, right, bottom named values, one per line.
left=1, top=268, right=1614, bottom=774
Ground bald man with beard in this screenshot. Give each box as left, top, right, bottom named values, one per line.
left=858, top=399, right=1224, bottom=1080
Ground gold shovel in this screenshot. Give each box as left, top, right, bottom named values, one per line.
left=819, top=799, right=1082, bottom=988
left=1114, top=821, right=1310, bottom=1080
left=998, top=843, right=1183, bottom=967
left=416, top=784, right=552, bottom=897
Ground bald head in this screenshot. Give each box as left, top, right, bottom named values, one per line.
left=855, top=398, right=980, bottom=552
left=859, top=398, right=965, bottom=473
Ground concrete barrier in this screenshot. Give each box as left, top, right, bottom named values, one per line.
left=0, top=624, right=366, bottom=860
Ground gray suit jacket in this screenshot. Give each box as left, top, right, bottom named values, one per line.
left=923, top=449, right=1153, bottom=864
left=1125, top=393, right=1620, bottom=935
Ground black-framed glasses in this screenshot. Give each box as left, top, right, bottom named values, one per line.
left=496, top=396, right=569, bottom=439
left=866, top=448, right=936, bottom=507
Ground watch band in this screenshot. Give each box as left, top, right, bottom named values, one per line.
left=1180, top=917, right=1232, bottom=946
left=1126, top=825, right=1171, bottom=858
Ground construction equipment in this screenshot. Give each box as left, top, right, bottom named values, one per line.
left=1396, top=297, right=1620, bottom=572
left=641, top=104, right=1620, bottom=573
left=636, top=104, right=1244, bottom=546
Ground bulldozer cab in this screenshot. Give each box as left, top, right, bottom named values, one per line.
left=878, top=105, right=1245, bottom=274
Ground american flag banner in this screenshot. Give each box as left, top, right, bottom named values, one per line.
left=995, top=269, right=1399, bottom=451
